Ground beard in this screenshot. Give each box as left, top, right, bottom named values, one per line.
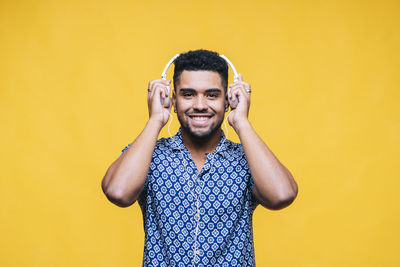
left=177, top=108, right=224, bottom=140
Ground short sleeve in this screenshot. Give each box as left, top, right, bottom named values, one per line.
left=232, top=142, right=259, bottom=210
left=249, top=175, right=259, bottom=210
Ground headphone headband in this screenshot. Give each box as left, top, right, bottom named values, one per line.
left=161, top=53, right=239, bottom=82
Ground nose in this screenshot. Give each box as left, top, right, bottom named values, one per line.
left=193, top=95, right=207, bottom=111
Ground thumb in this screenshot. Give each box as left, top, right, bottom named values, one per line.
left=238, top=73, right=243, bottom=81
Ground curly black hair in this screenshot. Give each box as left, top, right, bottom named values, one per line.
left=173, top=49, right=228, bottom=91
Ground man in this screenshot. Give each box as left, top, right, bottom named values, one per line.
left=102, top=49, right=298, bottom=266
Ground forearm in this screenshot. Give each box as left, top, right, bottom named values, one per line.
left=102, top=119, right=162, bottom=207
left=234, top=120, right=298, bottom=209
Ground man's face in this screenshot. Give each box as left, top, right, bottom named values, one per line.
left=173, top=70, right=227, bottom=139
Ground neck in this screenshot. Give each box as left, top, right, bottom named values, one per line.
left=181, top=128, right=222, bottom=156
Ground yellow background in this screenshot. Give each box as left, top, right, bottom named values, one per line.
left=1, top=0, right=399, bottom=266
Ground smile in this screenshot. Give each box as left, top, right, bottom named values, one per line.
left=191, top=116, right=210, bottom=121
left=187, top=114, right=214, bottom=125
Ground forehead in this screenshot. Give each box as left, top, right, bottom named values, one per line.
left=176, top=70, right=223, bottom=90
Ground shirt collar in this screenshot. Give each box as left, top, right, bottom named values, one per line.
left=169, top=129, right=230, bottom=158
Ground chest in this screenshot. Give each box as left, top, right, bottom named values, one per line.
left=149, top=153, right=250, bottom=217
left=191, top=153, right=207, bottom=173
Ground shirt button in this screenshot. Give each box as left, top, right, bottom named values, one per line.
left=194, top=248, right=200, bottom=255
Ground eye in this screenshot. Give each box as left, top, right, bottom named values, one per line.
left=207, top=93, right=218, bottom=98
left=183, top=92, right=194, bottom=97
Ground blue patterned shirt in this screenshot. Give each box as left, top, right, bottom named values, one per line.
left=120, top=130, right=259, bottom=266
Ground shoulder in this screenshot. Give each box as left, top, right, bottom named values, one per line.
left=154, top=137, right=173, bottom=152
left=119, top=136, right=173, bottom=157
left=223, top=139, right=248, bottom=166
left=224, top=139, right=245, bottom=157
left=151, top=136, right=181, bottom=158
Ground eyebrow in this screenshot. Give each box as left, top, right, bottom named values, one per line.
left=179, top=88, right=222, bottom=93
left=205, top=88, right=222, bottom=93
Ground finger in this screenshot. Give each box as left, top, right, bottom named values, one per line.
left=155, top=84, right=172, bottom=108
left=229, top=81, right=248, bottom=91
left=228, top=83, right=242, bottom=98
left=151, top=78, right=170, bottom=85
left=151, top=85, right=162, bottom=105
left=163, top=79, right=172, bottom=86
left=232, top=82, right=251, bottom=95
left=149, top=79, right=162, bottom=90
left=150, top=81, right=166, bottom=94
left=230, top=84, right=250, bottom=104
left=148, top=81, right=155, bottom=96
left=238, top=73, right=243, bottom=82
left=157, top=84, right=165, bottom=99
left=230, top=84, right=244, bottom=96
left=148, top=82, right=155, bottom=101
left=159, top=79, right=171, bottom=86
left=162, top=84, right=171, bottom=99
left=151, top=83, right=163, bottom=99
left=230, top=85, right=242, bottom=98
left=154, top=84, right=167, bottom=99
left=149, top=79, right=170, bottom=91
left=229, top=86, right=240, bottom=106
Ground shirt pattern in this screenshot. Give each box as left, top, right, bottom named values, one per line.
left=120, top=130, right=259, bottom=266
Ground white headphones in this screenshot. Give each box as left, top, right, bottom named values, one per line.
left=160, top=53, right=240, bottom=108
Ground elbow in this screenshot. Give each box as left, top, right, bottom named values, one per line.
left=266, top=193, right=297, bottom=210
left=263, top=182, right=299, bottom=210
left=101, top=179, right=136, bottom=208
left=105, top=189, right=136, bottom=208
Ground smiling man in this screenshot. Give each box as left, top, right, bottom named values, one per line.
left=176, top=71, right=224, bottom=140
left=101, top=49, right=298, bottom=266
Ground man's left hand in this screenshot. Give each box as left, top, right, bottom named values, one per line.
left=227, top=73, right=251, bottom=130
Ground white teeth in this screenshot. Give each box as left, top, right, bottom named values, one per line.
left=192, top=117, right=208, bottom=121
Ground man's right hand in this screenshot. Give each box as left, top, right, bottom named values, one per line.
left=147, top=79, right=172, bottom=127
